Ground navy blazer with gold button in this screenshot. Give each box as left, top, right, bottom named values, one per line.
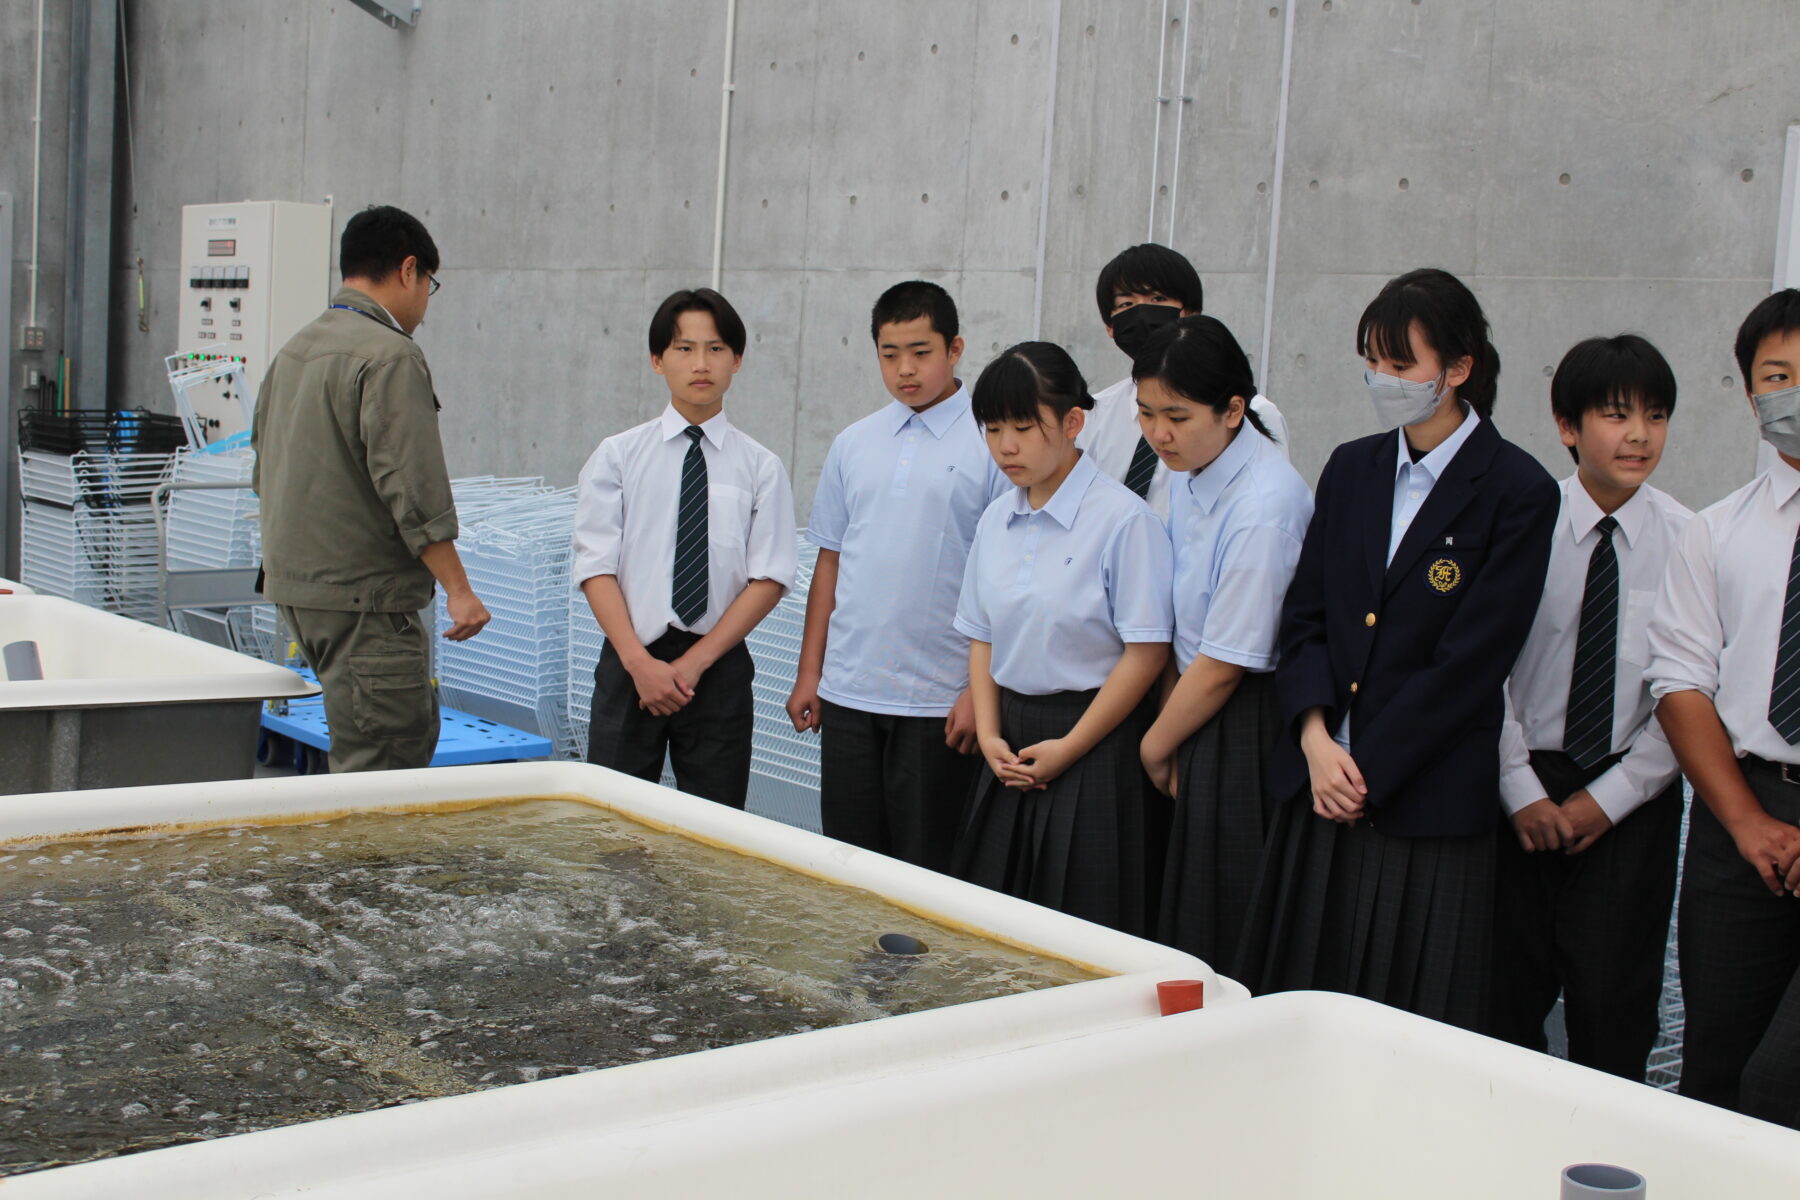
left=1271, top=416, right=1559, bottom=837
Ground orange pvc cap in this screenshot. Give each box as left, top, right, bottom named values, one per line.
left=1157, top=979, right=1204, bottom=1015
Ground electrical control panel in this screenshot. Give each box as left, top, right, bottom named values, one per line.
left=176, top=200, right=332, bottom=437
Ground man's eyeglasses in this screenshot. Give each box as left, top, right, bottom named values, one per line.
left=427, top=274, right=441, bottom=297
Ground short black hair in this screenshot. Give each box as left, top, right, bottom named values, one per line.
left=339, top=205, right=439, bottom=282
left=1357, top=267, right=1501, bottom=419
left=1132, top=315, right=1273, bottom=440
left=871, top=280, right=959, bottom=345
left=1094, top=243, right=1203, bottom=324
left=971, top=342, right=1094, bottom=426
left=1734, top=288, right=1800, bottom=386
left=1550, top=334, right=1677, bottom=462
left=648, top=288, right=747, bottom=358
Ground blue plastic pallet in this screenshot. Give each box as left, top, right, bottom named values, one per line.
left=261, top=669, right=553, bottom=768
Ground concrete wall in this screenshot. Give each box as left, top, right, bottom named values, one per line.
left=7, top=0, right=1798, bottom=517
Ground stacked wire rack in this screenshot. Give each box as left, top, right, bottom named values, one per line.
left=162, top=445, right=262, bottom=649
left=17, top=410, right=185, bottom=623
left=431, top=479, right=581, bottom=757
left=565, top=533, right=823, bottom=831
left=743, top=538, right=822, bottom=831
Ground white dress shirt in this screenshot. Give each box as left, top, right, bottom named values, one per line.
left=1168, top=427, right=1313, bottom=675
left=1499, top=475, right=1692, bottom=821
left=1077, top=374, right=1290, bottom=518
left=572, top=405, right=797, bottom=647
left=1647, top=456, right=1800, bottom=766
left=807, top=386, right=1009, bottom=716
left=955, top=452, right=1174, bottom=695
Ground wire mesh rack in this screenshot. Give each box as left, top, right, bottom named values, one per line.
left=431, top=479, right=580, bottom=757
left=17, top=446, right=176, bottom=623
left=743, top=538, right=822, bottom=831
left=162, top=446, right=264, bottom=648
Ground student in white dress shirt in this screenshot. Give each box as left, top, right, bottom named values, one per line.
left=572, top=288, right=797, bottom=808
left=787, top=282, right=1008, bottom=872
left=1648, top=289, right=1800, bottom=1128
left=952, top=342, right=1174, bottom=937
left=1132, top=316, right=1313, bottom=969
left=1489, top=335, right=1690, bottom=1081
left=1078, top=243, right=1290, bottom=518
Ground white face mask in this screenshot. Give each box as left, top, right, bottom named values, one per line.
left=1364, top=369, right=1445, bottom=431
left=1756, top=383, right=1800, bottom=458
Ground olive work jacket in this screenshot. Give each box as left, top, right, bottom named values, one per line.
left=251, top=286, right=459, bottom=613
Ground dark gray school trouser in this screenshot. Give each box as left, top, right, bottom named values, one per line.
left=587, top=629, right=754, bottom=809
left=818, top=699, right=982, bottom=875
left=279, top=606, right=439, bottom=773
left=1488, top=748, right=1682, bottom=1081
left=1678, top=755, right=1800, bottom=1129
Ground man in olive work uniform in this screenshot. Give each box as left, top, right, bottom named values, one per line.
left=253, top=205, right=490, bottom=771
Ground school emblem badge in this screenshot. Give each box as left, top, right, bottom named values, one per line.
left=1426, top=557, right=1462, bottom=594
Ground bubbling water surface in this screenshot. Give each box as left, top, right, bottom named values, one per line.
left=0, top=799, right=1097, bottom=1174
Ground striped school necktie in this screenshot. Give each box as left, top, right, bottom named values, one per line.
left=1563, top=515, right=1619, bottom=770
left=1123, top=435, right=1158, bottom=499
left=671, top=425, right=709, bottom=627
left=1769, top=524, right=1800, bottom=744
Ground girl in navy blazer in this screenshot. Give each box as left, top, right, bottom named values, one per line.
left=1238, top=268, right=1559, bottom=1031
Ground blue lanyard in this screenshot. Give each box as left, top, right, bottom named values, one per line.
left=331, top=303, right=401, bottom=333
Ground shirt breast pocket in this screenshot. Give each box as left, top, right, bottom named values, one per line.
left=708, top=484, right=754, bottom=555
left=1620, top=587, right=1656, bottom=667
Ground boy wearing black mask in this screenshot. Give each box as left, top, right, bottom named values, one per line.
left=1080, top=243, right=1290, bottom=518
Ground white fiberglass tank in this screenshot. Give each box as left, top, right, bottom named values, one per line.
left=0, top=760, right=1234, bottom=1196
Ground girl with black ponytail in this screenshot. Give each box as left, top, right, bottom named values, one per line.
left=1132, top=316, right=1314, bottom=969
left=1238, top=268, right=1559, bottom=1031
left=952, top=342, right=1174, bottom=937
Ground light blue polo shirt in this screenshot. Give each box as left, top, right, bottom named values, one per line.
left=1169, top=427, right=1313, bottom=675
left=808, top=386, right=1009, bottom=717
left=954, top=452, right=1174, bottom=696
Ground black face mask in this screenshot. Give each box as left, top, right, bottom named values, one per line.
left=1109, top=303, right=1181, bottom=361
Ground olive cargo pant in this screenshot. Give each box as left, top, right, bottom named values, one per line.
left=279, top=606, right=438, bottom=772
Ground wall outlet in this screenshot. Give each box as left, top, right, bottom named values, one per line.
left=19, top=326, right=47, bottom=352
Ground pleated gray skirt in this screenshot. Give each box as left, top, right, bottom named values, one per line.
left=953, top=687, right=1156, bottom=938
left=1236, top=789, right=1497, bottom=1032
left=1156, top=670, right=1281, bottom=971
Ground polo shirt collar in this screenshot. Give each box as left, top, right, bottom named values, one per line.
left=1187, top=425, right=1259, bottom=515
left=884, top=383, right=972, bottom=438
left=1009, top=451, right=1100, bottom=530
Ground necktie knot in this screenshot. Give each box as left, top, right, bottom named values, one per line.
left=1595, top=514, right=1618, bottom=540
left=684, top=424, right=704, bottom=445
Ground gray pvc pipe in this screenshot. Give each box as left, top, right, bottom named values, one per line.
left=2, top=640, right=44, bottom=681
left=1562, top=1163, right=1646, bottom=1198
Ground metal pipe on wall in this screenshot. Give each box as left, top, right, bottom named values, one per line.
left=1258, top=0, right=1298, bottom=387
left=1164, top=0, right=1193, bottom=245
left=1030, top=0, right=1063, bottom=340
left=709, top=0, right=738, bottom=292
left=1146, top=0, right=1169, bottom=241
left=61, top=0, right=118, bottom=411
left=27, top=0, right=46, bottom=327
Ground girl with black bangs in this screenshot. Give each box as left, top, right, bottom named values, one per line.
left=1133, top=316, right=1314, bottom=969
left=1237, top=268, right=1559, bottom=1030
left=951, top=342, right=1175, bottom=937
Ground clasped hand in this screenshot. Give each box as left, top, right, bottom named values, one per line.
left=981, top=734, right=1078, bottom=790
left=630, top=656, right=704, bottom=716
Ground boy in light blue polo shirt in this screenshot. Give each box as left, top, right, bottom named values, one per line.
left=786, top=282, right=1007, bottom=872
